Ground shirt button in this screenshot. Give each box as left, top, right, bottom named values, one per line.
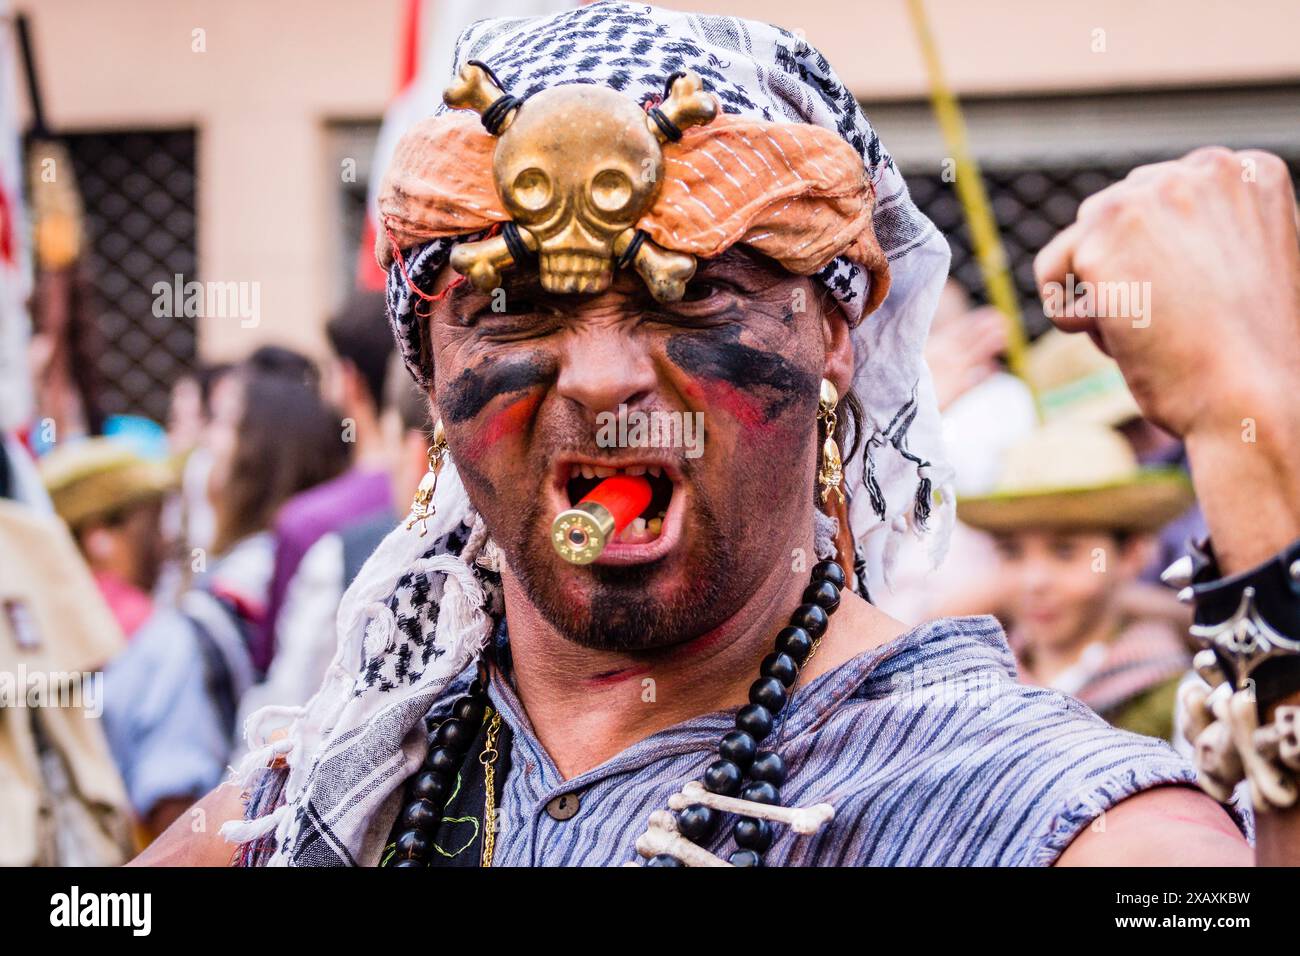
left=545, top=793, right=580, bottom=821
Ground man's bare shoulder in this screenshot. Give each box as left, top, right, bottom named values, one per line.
left=1056, top=785, right=1252, bottom=866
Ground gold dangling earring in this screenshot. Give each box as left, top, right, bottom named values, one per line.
left=817, top=379, right=846, bottom=506
left=407, top=419, right=449, bottom=536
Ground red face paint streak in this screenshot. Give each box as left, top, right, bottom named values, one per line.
left=584, top=664, right=653, bottom=687
left=668, top=622, right=733, bottom=660
left=579, top=607, right=745, bottom=688
left=466, top=392, right=542, bottom=460
left=694, top=378, right=772, bottom=433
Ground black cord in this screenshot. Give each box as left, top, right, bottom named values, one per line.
left=501, top=222, right=534, bottom=265
left=466, top=59, right=521, bottom=135
left=647, top=107, right=682, bottom=142
left=481, top=94, right=522, bottom=135
left=616, top=230, right=647, bottom=270
left=661, top=70, right=687, bottom=100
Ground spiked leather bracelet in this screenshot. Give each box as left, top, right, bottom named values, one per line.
left=1166, top=536, right=1300, bottom=717
left=1168, top=536, right=1300, bottom=811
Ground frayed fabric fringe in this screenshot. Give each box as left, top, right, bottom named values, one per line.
left=224, top=465, right=487, bottom=865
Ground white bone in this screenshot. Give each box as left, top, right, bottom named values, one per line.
left=634, top=810, right=731, bottom=867
left=1224, top=689, right=1297, bottom=811
left=1192, top=718, right=1242, bottom=804
left=668, top=780, right=834, bottom=835
left=1255, top=705, right=1300, bottom=771
left=1178, top=679, right=1216, bottom=750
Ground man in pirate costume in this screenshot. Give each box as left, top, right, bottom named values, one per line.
left=138, top=2, right=1300, bottom=867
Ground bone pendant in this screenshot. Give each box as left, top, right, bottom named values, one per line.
left=632, top=810, right=732, bottom=867
left=669, top=781, right=835, bottom=835
left=649, top=72, right=719, bottom=142
left=818, top=436, right=846, bottom=505
left=613, top=229, right=696, bottom=303
left=450, top=231, right=536, bottom=294
left=443, top=63, right=518, bottom=132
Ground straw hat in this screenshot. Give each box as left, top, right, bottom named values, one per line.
left=957, top=422, right=1193, bottom=534
left=38, top=437, right=176, bottom=531
left=1028, top=329, right=1141, bottom=427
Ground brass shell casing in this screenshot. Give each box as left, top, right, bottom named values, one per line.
left=551, top=501, right=616, bottom=565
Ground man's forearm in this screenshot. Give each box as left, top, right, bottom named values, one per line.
left=1184, top=404, right=1300, bottom=575
left=1184, top=407, right=1300, bottom=865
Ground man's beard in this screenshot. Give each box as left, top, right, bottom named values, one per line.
left=509, top=490, right=738, bottom=652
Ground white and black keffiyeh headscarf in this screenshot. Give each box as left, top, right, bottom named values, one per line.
left=225, top=0, right=952, bottom=866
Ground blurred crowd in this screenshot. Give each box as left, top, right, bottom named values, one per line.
left=877, top=281, right=1201, bottom=743
left=1, top=291, right=436, bottom=863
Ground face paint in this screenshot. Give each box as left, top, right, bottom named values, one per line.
left=665, top=323, right=816, bottom=428
left=425, top=252, right=824, bottom=655
left=440, top=353, right=554, bottom=424
left=477, top=392, right=542, bottom=450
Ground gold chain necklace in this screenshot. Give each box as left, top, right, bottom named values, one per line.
left=478, top=708, right=503, bottom=867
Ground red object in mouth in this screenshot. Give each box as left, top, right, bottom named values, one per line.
left=581, top=474, right=652, bottom=537
left=550, top=473, right=654, bottom=564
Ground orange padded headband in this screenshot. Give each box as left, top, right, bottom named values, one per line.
left=378, top=77, right=890, bottom=319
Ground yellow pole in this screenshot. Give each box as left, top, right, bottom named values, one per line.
left=905, top=0, right=1034, bottom=393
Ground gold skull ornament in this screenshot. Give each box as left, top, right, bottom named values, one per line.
left=443, top=65, right=718, bottom=301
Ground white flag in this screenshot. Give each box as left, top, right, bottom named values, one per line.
left=358, top=0, right=575, bottom=289
left=0, top=0, right=33, bottom=430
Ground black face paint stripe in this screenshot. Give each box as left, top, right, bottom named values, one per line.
left=441, top=354, right=555, bottom=423
left=665, top=324, right=817, bottom=419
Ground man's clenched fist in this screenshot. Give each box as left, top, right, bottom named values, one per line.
left=1034, top=146, right=1299, bottom=441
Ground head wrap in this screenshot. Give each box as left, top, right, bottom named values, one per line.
left=226, top=1, right=953, bottom=866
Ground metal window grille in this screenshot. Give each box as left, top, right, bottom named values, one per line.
left=65, top=128, right=197, bottom=424
left=904, top=155, right=1300, bottom=337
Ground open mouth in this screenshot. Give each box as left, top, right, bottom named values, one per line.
left=563, top=462, right=676, bottom=546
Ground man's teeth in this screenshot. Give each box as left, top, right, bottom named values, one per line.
left=616, top=510, right=668, bottom=544
left=568, top=463, right=669, bottom=481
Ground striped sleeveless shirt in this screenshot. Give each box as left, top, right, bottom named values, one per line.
left=421, top=615, right=1213, bottom=866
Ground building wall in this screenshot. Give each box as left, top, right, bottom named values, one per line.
left=15, top=0, right=401, bottom=362
left=14, top=0, right=1300, bottom=364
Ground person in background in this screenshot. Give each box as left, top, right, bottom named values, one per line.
left=102, top=349, right=348, bottom=838
left=1027, top=328, right=1208, bottom=585
left=253, top=293, right=395, bottom=674
left=235, top=352, right=432, bottom=738
left=959, top=423, right=1194, bottom=740
left=0, top=487, right=135, bottom=866
left=37, top=437, right=174, bottom=639
left=0, top=430, right=53, bottom=511
left=167, top=362, right=232, bottom=553
left=868, top=279, right=1037, bottom=625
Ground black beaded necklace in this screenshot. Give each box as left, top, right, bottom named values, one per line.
left=383, top=664, right=493, bottom=867
left=383, top=557, right=846, bottom=867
